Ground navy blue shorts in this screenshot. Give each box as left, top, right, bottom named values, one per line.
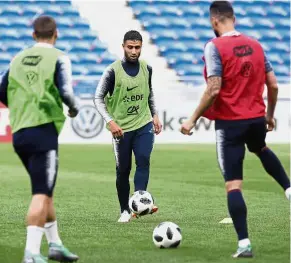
left=215, top=117, right=266, bottom=182
left=13, top=123, right=59, bottom=197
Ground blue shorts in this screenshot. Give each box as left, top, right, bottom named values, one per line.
left=215, top=117, right=266, bottom=182
left=13, top=123, right=59, bottom=197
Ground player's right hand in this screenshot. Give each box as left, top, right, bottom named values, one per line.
left=266, top=115, right=275, bottom=132
left=108, top=120, right=123, bottom=138
left=180, top=119, right=195, bottom=136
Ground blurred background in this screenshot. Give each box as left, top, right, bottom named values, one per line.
left=0, top=0, right=290, bottom=144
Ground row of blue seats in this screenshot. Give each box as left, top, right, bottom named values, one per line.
left=141, top=16, right=290, bottom=30
left=0, top=5, right=79, bottom=17
left=164, top=52, right=289, bottom=65
left=132, top=5, right=289, bottom=18
left=150, top=30, right=290, bottom=42
left=0, top=29, right=98, bottom=41
left=141, top=17, right=289, bottom=30
left=0, top=53, right=116, bottom=65
left=1, top=29, right=288, bottom=42
left=0, top=17, right=90, bottom=29
left=171, top=64, right=290, bottom=77
left=157, top=40, right=289, bottom=53
left=1, top=1, right=72, bottom=5
left=128, top=0, right=289, bottom=9
left=0, top=40, right=108, bottom=53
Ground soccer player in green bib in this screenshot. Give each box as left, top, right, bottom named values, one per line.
left=94, top=30, right=162, bottom=223
left=0, top=16, right=79, bottom=263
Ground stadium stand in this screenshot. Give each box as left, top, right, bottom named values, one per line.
left=0, top=0, right=115, bottom=96
left=128, top=0, right=290, bottom=82
left=0, top=0, right=289, bottom=97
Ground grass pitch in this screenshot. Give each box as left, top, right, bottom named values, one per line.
left=0, top=144, right=289, bottom=263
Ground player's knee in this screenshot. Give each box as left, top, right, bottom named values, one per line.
left=135, top=154, right=150, bottom=167
left=116, top=167, right=131, bottom=179
left=225, top=180, right=242, bottom=192
left=248, top=144, right=267, bottom=155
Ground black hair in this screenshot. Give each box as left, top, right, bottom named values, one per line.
left=123, top=30, right=143, bottom=43
left=210, top=1, right=234, bottom=21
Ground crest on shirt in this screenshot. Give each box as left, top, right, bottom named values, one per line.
left=22, top=56, right=43, bottom=66
left=233, top=45, right=253, bottom=57
left=240, top=62, right=254, bottom=78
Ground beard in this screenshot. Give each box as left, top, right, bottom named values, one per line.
left=125, top=52, right=139, bottom=63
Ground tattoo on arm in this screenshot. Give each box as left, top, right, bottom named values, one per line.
left=206, top=76, right=222, bottom=98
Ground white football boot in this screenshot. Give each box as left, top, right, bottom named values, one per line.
left=118, top=210, right=132, bottom=223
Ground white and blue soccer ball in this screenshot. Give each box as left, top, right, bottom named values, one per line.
left=152, top=222, right=182, bottom=248
left=128, top=190, right=154, bottom=216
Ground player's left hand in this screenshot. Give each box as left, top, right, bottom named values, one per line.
left=180, top=119, right=195, bottom=135
left=153, top=115, right=162, bottom=135
left=68, top=108, right=78, bottom=118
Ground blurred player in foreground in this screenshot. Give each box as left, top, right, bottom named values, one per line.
left=94, top=30, right=162, bottom=223
left=180, top=1, right=290, bottom=258
left=0, top=16, right=79, bottom=263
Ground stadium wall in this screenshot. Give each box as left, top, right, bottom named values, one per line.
left=2, top=84, right=289, bottom=145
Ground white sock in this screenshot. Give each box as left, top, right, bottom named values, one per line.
left=285, top=187, right=291, bottom=200
left=238, top=238, right=251, bottom=248
left=44, top=221, right=62, bottom=245
left=25, top=226, right=44, bottom=255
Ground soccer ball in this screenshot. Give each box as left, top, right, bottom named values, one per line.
left=152, top=222, right=182, bottom=248
left=128, top=190, right=154, bottom=216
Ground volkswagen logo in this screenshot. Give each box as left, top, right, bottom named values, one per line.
left=71, top=105, right=104, bottom=138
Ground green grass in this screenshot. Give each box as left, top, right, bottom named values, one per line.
left=0, top=144, right=289, bottom=263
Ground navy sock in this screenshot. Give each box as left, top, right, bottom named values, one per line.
left=227, top=190, right=248, bottom=241
left=257, top=147, right=290, bottom=190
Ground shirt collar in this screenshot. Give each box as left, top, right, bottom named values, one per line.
left=34, top=42, right=54, bottom=48
left=221, top=30, right=241, bottom=37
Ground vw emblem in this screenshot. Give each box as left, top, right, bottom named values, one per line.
left=71, top=105, right=104, bottom=138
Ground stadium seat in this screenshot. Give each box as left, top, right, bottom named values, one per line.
left=266, top=6, right=289, bottom=18
left=142, top=17, right=170, bottom=30
left=1, top=5, right=23, bottom=16
left=86, top=64, right=107, bottom=75
left=69, top=41, right=91, bottom=53
left=0, top=29, right=19, bottom=40
left=55, top=41, right=72, bottom=52
left=11, top=17, right=31, bottom=29
left=175, top=64, right=204, bottom=76
left=0, top=0, right=288, bottom=96
left=129, top=0, right=289, bottom=79
left=166, top=52, right=199, bottom=66
left=0, top=17, right=11, bottom=28
left=0, top=53, right=13, bottom=64
left=72, top=65, right=88, bottom=75
left=68, top=53, right=80, bottom=65
left=55, top=17, right=73, bottom=29
left=78, top=53, right=99, bottom=65
left=99, top=52, right=117, bottom=65
left=180, top=5, right=204, bottom=17
left=5, top=42, right=26, bottom=53
left=276, top=18, right=290, bottom=30
left=188, top=17, right=210, bottom=30
left=151, top=29, right=178, bottom=42
left=167, top=17, right=190, bottom=29
left=22, top=5, right=43, bottom=17
left=59, top=30, right=82, bottom=41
